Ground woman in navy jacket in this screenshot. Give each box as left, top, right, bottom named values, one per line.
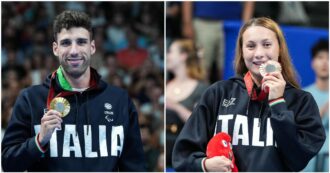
left=172, top=17, right=326, bottom=172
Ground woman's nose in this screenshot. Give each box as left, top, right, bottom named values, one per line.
left=254, top=46, right=265, bottom=59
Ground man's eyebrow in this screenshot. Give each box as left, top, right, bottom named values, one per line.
left=59, top=38, right=89, bottom=42
left=59, top=38, right=70, bottom=43
left=77, top=38, right=89, bottom=41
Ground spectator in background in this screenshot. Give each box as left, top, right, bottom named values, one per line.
left=1, top=69, right=25, bottom=139
left=303, top=39, right=329, bottom=172
left=131, top=59, right=163, bottom=109
left=166, top=2, right=182, bottom=43
left=117, top=29, right=149, bottom=71
left=106, top=11, right=129, bottom=52
left=90, top=27, right=107, bottom=70
left=30, top=52, right=44, bottom=85
left=100, top=52, right=127, bottom=88
left=166, top=39, right=208, bottom=168
left=139, top=114, right=160, bottom=172
left=134, top=6, right=159, bottom=45
left=182, top=1, right=254, bottom=83
left=156, top=151, right=165, bottom=172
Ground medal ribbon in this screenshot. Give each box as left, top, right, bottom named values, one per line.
left=46, top=71, right=75, bottom=109
left=46, top=67, right=98, bottom=108
left=244, top=71, right=268, bottom=101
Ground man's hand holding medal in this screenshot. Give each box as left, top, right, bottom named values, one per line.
left=39, top=97, right=70, bottom=146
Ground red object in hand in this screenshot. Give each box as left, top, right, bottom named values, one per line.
left=206, top=132, right=238, bottom=172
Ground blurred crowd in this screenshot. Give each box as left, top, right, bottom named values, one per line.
left=1, top=2, right=164, bottom=172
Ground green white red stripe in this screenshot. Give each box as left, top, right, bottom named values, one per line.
left=269, top=98, right=285, bottom=107
left=35, top=133, right=47, bottom=153
left=201, top=157, right=207, bottom=172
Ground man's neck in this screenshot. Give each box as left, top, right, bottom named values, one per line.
left=63, top=68, right=91, bottom=89
left=315, top=78, right=329, bottom=91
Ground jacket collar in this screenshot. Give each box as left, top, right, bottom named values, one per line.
left=243, top=71, right=268, bottom=101
left=46, top=67, right=104, bottom=108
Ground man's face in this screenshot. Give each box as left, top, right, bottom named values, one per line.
left=53, top=27, right=95, bottom=78
left=312, top=50, right=329, bottom=80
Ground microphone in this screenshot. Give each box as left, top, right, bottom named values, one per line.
left=206, top=132, right=238, bottom=172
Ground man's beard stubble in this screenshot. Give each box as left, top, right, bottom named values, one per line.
left=60, top=57, right=90, bottom=79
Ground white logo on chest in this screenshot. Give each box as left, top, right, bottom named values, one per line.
left=216, top=114, right=277, bottom=147
left=222, top=98, right=236, bottom=107
left=34, top=124, right=124, bottom=158
left=104, top=103, right=114, bottom=122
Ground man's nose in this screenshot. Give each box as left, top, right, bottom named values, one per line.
left=69, top=43, right=78, bottom=57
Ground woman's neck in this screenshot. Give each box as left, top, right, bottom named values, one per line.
left=173, top=65, right=190, bottom=81
left=250, top=73, right=262, bottom=87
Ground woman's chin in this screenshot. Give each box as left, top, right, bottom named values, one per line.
left=250, top=70, right=262, bottom=78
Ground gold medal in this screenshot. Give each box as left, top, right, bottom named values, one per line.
left=50, top=97, right=70, bottom=117
left=259, top=60, right=282, bottom=77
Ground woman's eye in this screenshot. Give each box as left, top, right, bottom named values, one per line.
left=264, top=43, right=271, bottom=48
left=246, top=44, right=255, bottom=49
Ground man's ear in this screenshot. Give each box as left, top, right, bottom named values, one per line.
left=90, top=40, right=96, bottom=55
left=53, top=42, right=59, bottom=56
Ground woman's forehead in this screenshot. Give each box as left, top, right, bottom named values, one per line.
left=242, top=26, right=277, bottom=42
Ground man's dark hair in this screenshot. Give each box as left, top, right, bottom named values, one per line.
left=311, top=39, right=329, bottom=59
left=53, top=10, right=92, bottom=41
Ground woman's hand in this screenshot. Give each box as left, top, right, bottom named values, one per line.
left=204, top=156, right=233, bottom=172
left=262, top=72, right=286, bottom=100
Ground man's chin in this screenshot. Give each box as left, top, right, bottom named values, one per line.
left=65, top=68, right=88, bottom=78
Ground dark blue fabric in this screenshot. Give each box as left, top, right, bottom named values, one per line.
left=193, top=2, right=242, bottom=20
left=2, top=70, right=146, bottom=171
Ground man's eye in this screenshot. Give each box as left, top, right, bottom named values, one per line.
left=60, top=40, right=71, bottom=46
left=77, top=39, right=87, bottom=45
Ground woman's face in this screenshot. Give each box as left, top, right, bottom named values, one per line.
left=242, top=26, right=280, bottom=78
left=167, top=42, right=185, bottom=71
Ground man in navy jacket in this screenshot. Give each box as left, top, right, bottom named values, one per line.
left=2, top=10, right=146, bottom=171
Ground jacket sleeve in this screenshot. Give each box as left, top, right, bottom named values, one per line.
left=2, top=90, right=45, bottom=171
left=118, top=94, right=147, bottom=171
left=172, top=86, right=218, bottom=171
left=269, top=92, right=326, bottom=171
